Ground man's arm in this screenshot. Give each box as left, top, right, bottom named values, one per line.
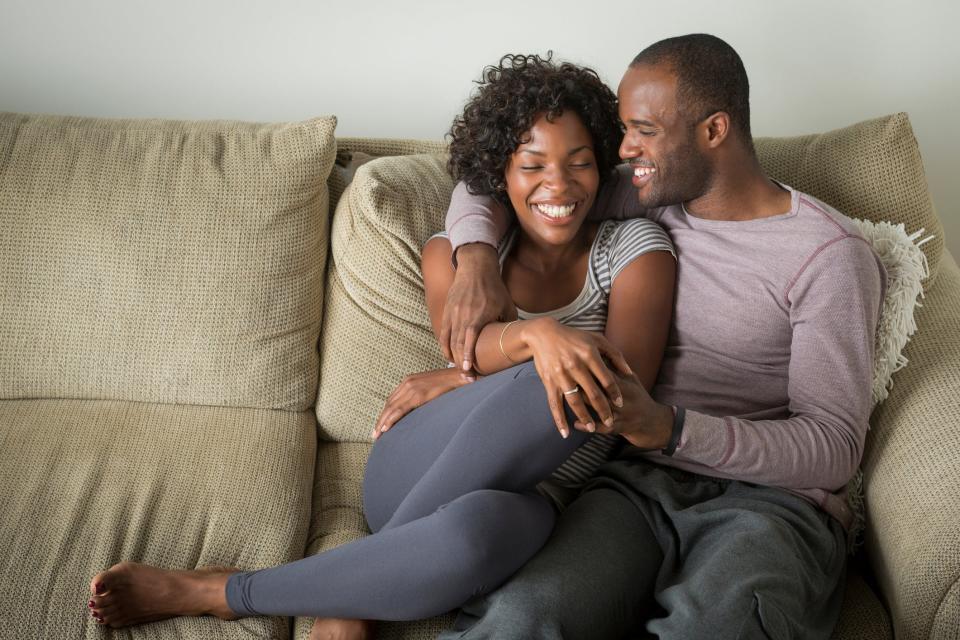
left=670, top=239, right=884, bottom=490
left=614, top=237, right=885, bottom=490
left=445, top=166, right=643, bottom=257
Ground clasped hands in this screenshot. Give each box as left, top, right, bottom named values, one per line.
left=432, top=245, right=674, bottom=449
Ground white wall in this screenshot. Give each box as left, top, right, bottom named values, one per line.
left=3, top=0, right=958, bottom=257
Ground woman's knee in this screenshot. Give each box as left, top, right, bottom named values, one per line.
left=439, top=491, right=555, bottom=587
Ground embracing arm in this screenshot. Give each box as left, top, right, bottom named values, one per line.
left=445, top=166, right=643, bottom=255
left=442, top=169, right=642, bottom=371
left=423, top=235, right=634, bottom=438
left=661, top=239, right=885, bottom=490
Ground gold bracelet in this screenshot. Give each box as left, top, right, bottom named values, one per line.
left=499, top=320, right=520, bottom=364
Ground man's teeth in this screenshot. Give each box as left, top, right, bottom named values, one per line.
left=536, top=203, right=576, bottom=218
left=634, top=167, right=657, bottom=177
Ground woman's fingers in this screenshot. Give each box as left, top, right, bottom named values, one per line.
left=560, top=383, right=596, bottom=434
left=547, top=389, right=572, bottom=439
left=374, top=405, right=407, bottom=440
left=571, top=368, right=613, bottom=430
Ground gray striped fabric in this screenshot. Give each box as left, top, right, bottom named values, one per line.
left=434, top=218, right=675, bottom=490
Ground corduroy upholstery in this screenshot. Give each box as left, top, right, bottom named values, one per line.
left=304, top=113, right=953, bottom=638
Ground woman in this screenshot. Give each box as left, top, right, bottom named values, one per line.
left=86, top=54, right=675, bottom=637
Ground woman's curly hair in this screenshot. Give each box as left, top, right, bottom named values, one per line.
left=448, top=53, right=622, bottom=207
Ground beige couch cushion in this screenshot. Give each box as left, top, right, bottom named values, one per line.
left=316, top=153, right=451, bottom=441
left=0, top=113, right=337, bottom=410
left=0, top=399, right=316, bottom=639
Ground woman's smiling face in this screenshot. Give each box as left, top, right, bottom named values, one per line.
left=504, top=110, right=599, bottom=248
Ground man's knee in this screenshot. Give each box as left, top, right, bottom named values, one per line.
left=450, top=580, right=566, bottom=640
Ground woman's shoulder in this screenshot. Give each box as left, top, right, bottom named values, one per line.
left=596, top=218, right=674, bottom=253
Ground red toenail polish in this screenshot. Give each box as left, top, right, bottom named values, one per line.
left=95, top=583, right=105, bottom=594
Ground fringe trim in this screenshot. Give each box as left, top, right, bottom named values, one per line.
left=845, top=219, right=931, bottom=553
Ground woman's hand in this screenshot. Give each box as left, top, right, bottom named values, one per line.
left=520, top=318, right=633, bottom=439
left=440, top=244, right=517, bottom=374
left=372, top=368, right=474, bottom=441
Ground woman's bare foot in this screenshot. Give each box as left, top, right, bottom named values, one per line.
left=87, top=562, right=240, bottom=628
left=309, top=617, right=374, bottom=640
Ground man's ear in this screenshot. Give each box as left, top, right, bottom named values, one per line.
left=700, top=111, right=730, bottom=149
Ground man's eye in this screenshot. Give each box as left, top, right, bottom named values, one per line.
left=639, top=130, right=656, bottom=137
left=520, top=166, right=542, bottom=171
left=570, top=162, right=593, bottom=168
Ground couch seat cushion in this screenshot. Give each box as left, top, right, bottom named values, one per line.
left=0, top=399, right=315, bottom=639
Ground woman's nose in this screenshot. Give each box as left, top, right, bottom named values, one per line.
left=543, top=165, right=572, bottom=191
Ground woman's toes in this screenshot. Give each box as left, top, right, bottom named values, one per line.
left=90, top=573, right=107, bottom=596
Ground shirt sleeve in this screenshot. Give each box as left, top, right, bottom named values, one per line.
left=607, top=219, right=676, bottom=285
left=444, top=164, right=647, bottom=255
left=667, top=236, right=886, bottom=491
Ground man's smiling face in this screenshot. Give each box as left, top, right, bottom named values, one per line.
left=617, top=63, right=713, bottom=208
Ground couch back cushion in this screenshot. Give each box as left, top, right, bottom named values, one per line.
left=316, top=153, right=451, bottom=441
left=315, top=113, right=940, bottom=441
left=0, top=113, right=336, bottom=410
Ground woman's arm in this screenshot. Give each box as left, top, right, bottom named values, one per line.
left=604, top=250, right=676, bottom=391
left=424, top=236, right=634, bottom=438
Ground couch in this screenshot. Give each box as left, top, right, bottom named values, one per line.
left=0, top=110, right=956, bottom=640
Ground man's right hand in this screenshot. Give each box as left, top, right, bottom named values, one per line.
left=440, top=243, right=517, bottom=373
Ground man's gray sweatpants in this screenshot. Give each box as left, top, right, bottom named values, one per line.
left=225, top=363, right=590, bottom=620
left=442, top=459, right=847, bottom=640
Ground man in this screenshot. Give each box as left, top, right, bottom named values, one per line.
left=437, top=34, right=885, bottom=639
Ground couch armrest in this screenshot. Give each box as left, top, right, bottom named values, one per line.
left=864, top=250, right=960, bottom=640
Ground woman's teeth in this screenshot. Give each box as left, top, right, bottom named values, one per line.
left=634, top=167, right=657, bottom=177
left=535, top=203, right=576, bottom=218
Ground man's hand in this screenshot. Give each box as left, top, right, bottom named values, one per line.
left=521, top=318, right=633, bottom=439
left=440, top=243, right=516, bottom=373
left=587, top=371, right=674, bottom=450
left=372, top=367, right=474, bottom=440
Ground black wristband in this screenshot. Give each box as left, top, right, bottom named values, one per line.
left=661, top=406, right=685, bottom=457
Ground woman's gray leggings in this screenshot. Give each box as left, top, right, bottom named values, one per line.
left=225, top=362, right=589, bottom=620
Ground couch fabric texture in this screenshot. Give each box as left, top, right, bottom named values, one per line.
left=0, top=112, right=336, bottom=639
left=0, top=113, right=337, bottom=411
left=1, top=110, right=956, bottom=640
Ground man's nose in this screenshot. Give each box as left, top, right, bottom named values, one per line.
left=620, top=134, right=641, bottom=160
